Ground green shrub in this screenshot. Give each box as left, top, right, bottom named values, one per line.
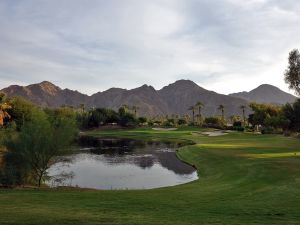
left=203, top=117, right=225, bottom=129
left=3, top=108, right=77, bottom=187
left=138, top=117, right=147, bottom=124
left=261, top=127, right=275, bottom=134
left=162, top=120, right=174, bottom=127
left=233, top=121, right=242, bottom=127
left=234, top=126, right=245, bottom=132
left=178, top=118, right=187, bottom=125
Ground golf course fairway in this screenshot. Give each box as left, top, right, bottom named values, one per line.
left=0, top=128, right=299, bottom=225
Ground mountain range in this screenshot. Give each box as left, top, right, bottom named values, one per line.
left=1, top=80, right=297, bottom=117
left=229, top=84, right=296, bottom=104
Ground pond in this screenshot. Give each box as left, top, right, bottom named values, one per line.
left=47, top=137, right=198, bottom=190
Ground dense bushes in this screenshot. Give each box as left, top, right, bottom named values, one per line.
left=138, top=117, right=147, bottom=124
left=226, top=121, right=244, bottom=132
left=248, top=100, right=300, bottom=134
left=177, top=118, right=187, bottom=125
left=0, top=98, right=77, bottom=187
left=77, top=106, right=141, bottom=129
left=6, top=97, right=36, bottom=131
left=203, top=117, right=225, bottom=129
left=282, top=99, right=300, bottom=131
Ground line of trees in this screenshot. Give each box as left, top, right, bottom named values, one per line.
left=186, top=101, right=248, bottom=130
left=248, top=100, right=300, bottom=134
left=77, top=105, right=147, bottom=129
left=184, top=99, right=300, bottom=133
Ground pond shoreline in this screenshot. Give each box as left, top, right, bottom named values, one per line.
left=47, top=135, right=198, bottom=190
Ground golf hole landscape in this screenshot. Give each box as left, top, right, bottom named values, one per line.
left=1, top=1, right=300, bottom=224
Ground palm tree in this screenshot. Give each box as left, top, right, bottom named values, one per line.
left=188, top=106, right=196, bottom=124
left=131, top=105, right=139, bottom=117
left=184, top=114, right=190, bottom=122
left=240, top=105, right=246, bottom=125
left=218, top=104, right=225, bottom=120
left=122, top=104, right=129, bottom=113
left=195, top=101, right=204, bottom=124
left=79, top=103, right=85, bottom=113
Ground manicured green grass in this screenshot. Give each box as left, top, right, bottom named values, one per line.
left=1, top=128, right=300, bottom=224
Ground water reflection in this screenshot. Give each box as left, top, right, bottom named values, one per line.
left=48, top=137, right=198, bottom=190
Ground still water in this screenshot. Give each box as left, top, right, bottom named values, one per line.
left=47, top=137, right=198, bottom=190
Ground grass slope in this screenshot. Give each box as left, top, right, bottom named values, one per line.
left=0, top=128, right=300, bottom=225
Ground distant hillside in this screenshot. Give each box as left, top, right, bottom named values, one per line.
left=1, top=80, right=295, bottom=117
left=1, top=81, right=89, bottom=107
left=158, top=80, right=250, bottom=117
left=229, top=84, right=297, bottom=104
left=89, top=85, right=169, bottom=117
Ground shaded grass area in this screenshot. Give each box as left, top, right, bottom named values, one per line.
left=0, top=128, right=300, bottom=224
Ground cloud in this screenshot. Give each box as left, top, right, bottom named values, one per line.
left=0, top=0, right=299, bottom=95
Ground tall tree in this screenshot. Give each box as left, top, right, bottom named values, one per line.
left=284, top=49, right=300, bottom=96
left=195, top=101, right=204, bottom=123
left=121, top=104, right=129, bottom=113
left=6, top=96, right=35, bottom=131
left=218, top=105, right=225, bottom=120
left=240, top=105, right=246, bottom=125
left=248, top=103, right=281, bottom=127
left=4, top=109, right=77, bottom=187
left=131, top=105, right=139, bottom=117
left=282, top=99, right=300, bottom=131
left=79, top=103, right=85, bottom=113
left=188, top=106, right=196, bottom=124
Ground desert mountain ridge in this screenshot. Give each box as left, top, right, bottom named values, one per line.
left=229, top=84, right=297, bottom=104
left=1, top=80, right=297, bottom=117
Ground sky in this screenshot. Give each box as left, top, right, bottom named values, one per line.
left=0, top=0, right=299, bottom=95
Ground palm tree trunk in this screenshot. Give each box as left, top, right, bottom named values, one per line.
left=38, top=176, right=42, bottom=187
left=192, top=110, right=195, bottom=124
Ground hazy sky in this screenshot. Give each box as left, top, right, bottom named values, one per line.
left=0, top=0, right=299, bottom=95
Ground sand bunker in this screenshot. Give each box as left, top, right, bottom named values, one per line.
left=152, top=128, right=178, bottom=131
left=201, top=131, right=229, bottom=136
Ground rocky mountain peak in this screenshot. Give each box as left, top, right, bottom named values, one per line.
left=159, top=79, right=206, bottom=93
left=229, top=84, right=297, bottom=104
left=35, top=81, right=61, bottom=95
